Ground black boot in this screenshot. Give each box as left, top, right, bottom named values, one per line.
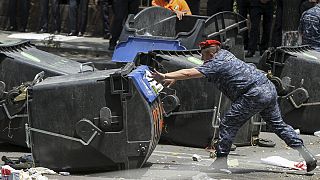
left=295, top=146, right=317, bottom=172
left=208, top=153, right=230, bottom=173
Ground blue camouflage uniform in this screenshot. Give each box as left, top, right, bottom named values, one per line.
left=195, top=49, right=303, bottom=155
left=299, top=4, right=320, bottom=52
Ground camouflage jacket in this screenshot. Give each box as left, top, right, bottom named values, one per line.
left=195, top=49, right=269, bottom=101
left=299, top=4, right=320, bottom=49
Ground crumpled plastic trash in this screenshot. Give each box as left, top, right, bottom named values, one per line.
left=261, top=156, right=306, bottom=170
left=28, top=167, right=56, bottom=175
left=19, top=172, right=48, bottom=180
left=1, top=164, right=16, bottom=178
left=1, top=165, right=53, bottom=180
left=192, top=154, right=201, bottom=162
left=2, top=155, right=33, bottom=170
left=33, top=174, right=48, bottom=180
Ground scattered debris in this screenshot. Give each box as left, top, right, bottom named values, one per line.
left=28, top=167, right=56, bottom=175
left=192, top=154, right=201, bottom=162
left=59, top=171, right=70, bottom=176
left=1, top=165, right=15, bottom=178
left=261, top=156, right=306, bottom=171
left=1, top=165, right=55, bottom=180
left=2, top=155, right=33, bottom=169
left=220, top=168, right=232, bottom=174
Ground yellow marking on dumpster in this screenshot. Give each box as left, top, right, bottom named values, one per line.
left=302, top=53, right=318, bottom=60
left=21, top=52, right=41, bottom=62
left=187, top=57, right=202, bottom=65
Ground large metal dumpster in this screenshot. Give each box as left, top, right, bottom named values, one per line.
left=27, top=64, right=164, bottom=171
left=135, top=50, right=264, bottom=148
left=118, top=6, right=207, bottom=50
left=112, top=7, right=247, bottom=63
left=112, top=37, right=186, bottom=63
left=0, top=41, right=92, bottom=146
left=258, top=46, right=320, bottom=133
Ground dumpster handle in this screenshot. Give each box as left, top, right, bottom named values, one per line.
left=80, top=62, right=95, bottom=73
left=25, top=123, right=99, bottom=146
left=1, top=103, right=28, bottom=120
left=165, top=109, right=215, bottom=117
left=289, top=96, right=320, bottom=108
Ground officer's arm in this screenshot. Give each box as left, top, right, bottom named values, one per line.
left=164, top=68, right=204, bottom=80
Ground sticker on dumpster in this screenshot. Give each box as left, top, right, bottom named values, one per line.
left=128, top=65, right=164, bottom=103
left=186, top=56, right=203, bottom=65
left=21, top=52, right=41, bottom=62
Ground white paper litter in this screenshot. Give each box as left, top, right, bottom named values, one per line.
left=28, top=167, right=56, bottom=175
left=261, top=156, right=306, bottom=170
left=8, top=33, right=82, bottom=41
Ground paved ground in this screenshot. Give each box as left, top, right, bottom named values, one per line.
left=0, top=132, right=319, bottom=179
left=0, top=30, right=113, bottom=62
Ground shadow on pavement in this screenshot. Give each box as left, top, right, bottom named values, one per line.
left=0, top=142, right=30, bottom=153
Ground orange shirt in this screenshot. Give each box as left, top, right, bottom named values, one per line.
left=152, top=0, right=192, bottom=15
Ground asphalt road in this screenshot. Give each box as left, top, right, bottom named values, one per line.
left=1, top=132, right=319, bottom=180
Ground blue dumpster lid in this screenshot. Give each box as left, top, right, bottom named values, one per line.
left=112, top=37, right=186, bottom=63
left=128, top=65, right=163, bottom=103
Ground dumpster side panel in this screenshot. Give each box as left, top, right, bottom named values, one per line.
left=280, top=54, right=320, bottom=133
left=30, top=76, right=116, bottom=171
left=29, top=68, right=163, bottom=171
left=0, top=41, right=93, bottom=147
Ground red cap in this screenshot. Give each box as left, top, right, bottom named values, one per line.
left=199, top=40, right=221, bottom=49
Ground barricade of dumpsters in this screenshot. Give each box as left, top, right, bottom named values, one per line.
left=1, top=7, right=319, bottom=172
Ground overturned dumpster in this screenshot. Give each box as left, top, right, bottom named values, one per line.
left=112, top=7, right=247, bottom=63
left=27, top=64, right=164, bottom=171
left=0, top=41, right=92, bottom=146
left=258, top=46, right=320, bottom=134
left=135, top=50, right=264, bottom=148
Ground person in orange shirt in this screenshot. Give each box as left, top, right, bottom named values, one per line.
left=152, top=0, right=192, bottom=20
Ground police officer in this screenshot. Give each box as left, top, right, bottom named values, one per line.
left=236, top=0, right=250, bottom=50
left=299, top=0, right=320, bottom=51
left=300, top=0, right=318, bottom=16
left=272, top=0, right=283, bottom=48
left=39, top=0, right=61, bottom=34
left=245, top=0, right=273, bottom=57
left=109, top=0, right=140, bottom=50
left=207, top=0, right=234, bottom=16
left=95, top=0, right=112, bottom=39
left=150, top=40, right=317, bottom=172
left=6, top=0, right=30, bottom=32
left=68, top=0, right=89, bottom=36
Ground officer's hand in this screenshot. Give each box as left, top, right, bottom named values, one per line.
left=149, top=70, right=165, bottom=83
left=163, top=79, right=176, bottom=88
left=175, top=10, right=186, bottom=20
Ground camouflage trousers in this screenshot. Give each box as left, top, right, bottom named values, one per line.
left=217, top=80, right=303, bottom=155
